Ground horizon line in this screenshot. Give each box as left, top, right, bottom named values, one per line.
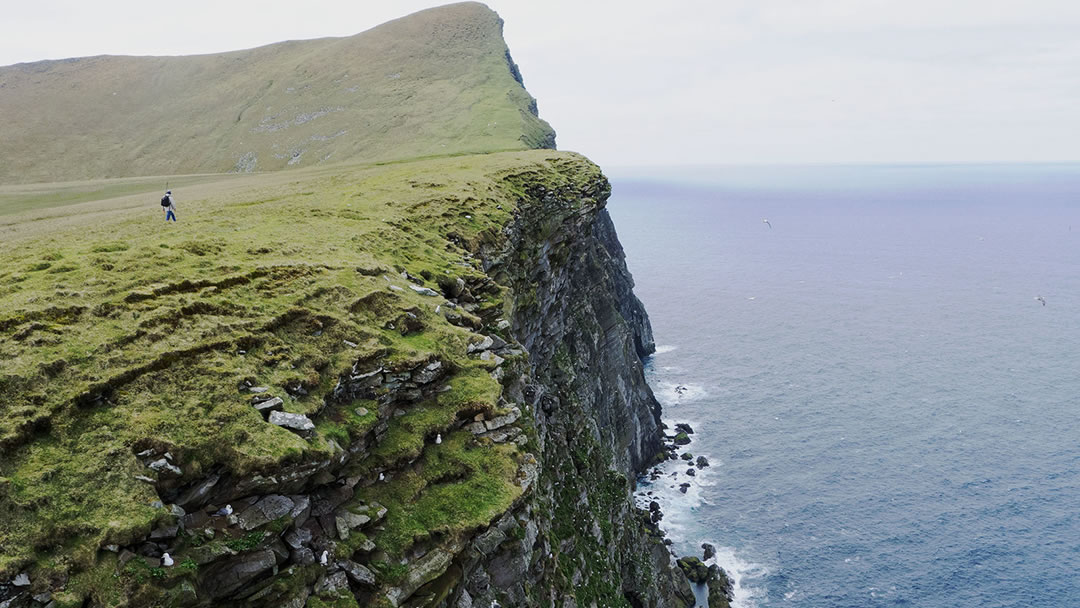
left=602, top=159, right=1080, bottom=171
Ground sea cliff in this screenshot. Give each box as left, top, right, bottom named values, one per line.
left=0, top=152, right=703, bottom=607
left=0, top=2, right=724, bottom=605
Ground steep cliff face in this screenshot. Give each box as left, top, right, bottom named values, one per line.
left=0, top=152, right=694, bottom=608
left=450, top=162, right=694, bottom=607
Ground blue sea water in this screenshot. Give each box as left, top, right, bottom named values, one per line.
left=605, top=164, right=1080, bottom=607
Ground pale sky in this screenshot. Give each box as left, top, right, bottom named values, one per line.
left=3, top=1, right=1079, bottom=166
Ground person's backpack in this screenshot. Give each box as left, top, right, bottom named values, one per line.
left=161, top=195, right=170, bottom=207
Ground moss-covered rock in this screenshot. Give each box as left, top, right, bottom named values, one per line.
left=677, top=556, right=711, bottom=584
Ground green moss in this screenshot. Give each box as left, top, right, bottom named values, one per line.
left=371, top=561, right=410, bottom=586
left=178, top=558, right=198, bottom=573
left=225, top=531, right=266, bottom=552
left=308, top=592, right=361, bottom=608
left=356, top=432, right=521, bottom=557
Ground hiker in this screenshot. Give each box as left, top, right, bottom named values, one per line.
left=161, top=190, right=177, bottom=222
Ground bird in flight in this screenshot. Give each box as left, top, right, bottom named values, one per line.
left=1035, top=296, right=1046, bottom=306
left=763, top=218, right=772, bottom=229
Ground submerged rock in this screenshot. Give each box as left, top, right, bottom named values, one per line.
left=702, top=542, right=716, bottom=561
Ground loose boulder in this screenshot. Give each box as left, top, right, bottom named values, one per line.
left=237, top=495, right=295, bottom=530
left=252, top=396, right=284, bottom=417
left=269, top=411, right=315, bottom=434
left=702, top=542, right=716, bottom=561
left=339, top=559, right=376, bottom=587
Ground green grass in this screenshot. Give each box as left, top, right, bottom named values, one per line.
left=0, top=3, right=554, bottom=185
left=353, top=432, right=523, bottom=557
left=0, top=149, right=604, bottom=582
left=0, top=174, right=247, bottom=217
left=366, top=364, right=501, bottom=468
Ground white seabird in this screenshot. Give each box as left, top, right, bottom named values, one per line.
left=161, top=553, right=174, bottom=567
left=1036, top=295, right=1047, bottom=306
left=763, top=218, right=772, bottom=229
left=435, top=433, right=442, bottom=444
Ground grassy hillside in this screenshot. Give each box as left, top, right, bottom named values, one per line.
left=0, top=150, right=597, bottom=594
left=0, top=2, right=555, bottom=185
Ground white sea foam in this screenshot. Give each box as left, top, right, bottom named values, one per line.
left=704, top=544, right=769, bottom=608
left=654, top=344, right=679, bottom=354
left=634, top=428, right=765, bottom=608
left=654, top=381, right=707, bottom=405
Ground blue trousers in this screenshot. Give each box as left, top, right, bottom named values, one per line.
left=166, top=210, right=176, bottom=221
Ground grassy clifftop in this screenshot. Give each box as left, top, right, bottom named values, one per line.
left=0, top=2, right=555, bottom=184
left=0, top=150, right=600, bottom=598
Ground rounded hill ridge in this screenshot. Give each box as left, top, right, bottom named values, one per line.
left=0, top=2, right=555, bottom=185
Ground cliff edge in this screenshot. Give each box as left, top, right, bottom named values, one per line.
left=0, top=152, right=695, bottom=607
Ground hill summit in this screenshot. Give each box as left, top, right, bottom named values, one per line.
left=0, top=2, right=555, bottom=184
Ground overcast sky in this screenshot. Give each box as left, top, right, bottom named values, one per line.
left=3, top=1, right=1078, bottom=166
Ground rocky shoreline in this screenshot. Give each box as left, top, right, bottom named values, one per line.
left=640, top=421, right=735, bottom=608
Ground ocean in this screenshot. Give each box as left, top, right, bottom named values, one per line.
left=606, top=164, right=1080, bottom=607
